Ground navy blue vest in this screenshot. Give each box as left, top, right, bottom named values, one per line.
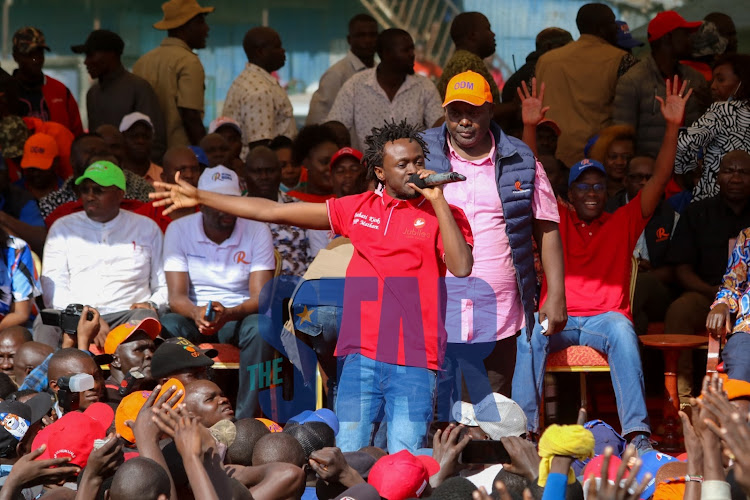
left=422, top=122, right=538, bottom=337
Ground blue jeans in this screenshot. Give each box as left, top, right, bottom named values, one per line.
left=512, top=312, right=650, bottom=437
left=295, top=305, right=343, bottom=409
left=724, top=332, right=750, bottom=383
left=160, top=312, right=274, bottom=419
left=335, top=353, right=436, bottom=453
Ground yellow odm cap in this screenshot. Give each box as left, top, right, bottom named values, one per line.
left=442, top=70, right=494, bottom=107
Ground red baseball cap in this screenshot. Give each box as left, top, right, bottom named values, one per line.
left=647, top=11, right=702, bottom=42
left=330, top=147, right=363, bottom=170
left=32, top=402, right=114, bottom=468
left=368, top=450, right=440, bottom=500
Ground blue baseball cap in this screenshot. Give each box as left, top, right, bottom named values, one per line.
left=636, top=450, right=680, bottom=499
left=288, top=408, right=339, bottom=436
left=616, top=21, right=645, bottom=49
left=569, top=158, right=606, bottom=186
left=189, top=145, right=209, bottom=168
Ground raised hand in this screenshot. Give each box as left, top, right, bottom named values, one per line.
left=655, top=75, right=692, bottom=126
left=500, top=436, right=540, bottom=481
left=173, top=415, right=206, bottom=461
left=125, top=384, right=183, bottom=445
left=431, top=424, right=471, bottom=486
left=1, top=444, right=80, bottom=494
left=586, top=446, right=651, bottom=500
left=517, top=78, right=550, bottom=127
left=150, top=172, right=202, bottom=215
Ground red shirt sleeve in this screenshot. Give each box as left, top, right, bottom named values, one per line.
left=437, top=205, right=474, bottom=258
left=612, top=191, right=650, bottom=249
left=326, top=195, right=359, bottom=237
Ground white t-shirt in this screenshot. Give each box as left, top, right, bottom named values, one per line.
left=163, top=213, right=275, bottom=308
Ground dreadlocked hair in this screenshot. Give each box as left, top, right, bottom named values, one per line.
left=362, top=119, right=429, bottom=185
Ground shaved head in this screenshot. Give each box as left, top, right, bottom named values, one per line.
left=13, top=341, right=53, bottom=385
left=162, top=146, right=201, bottom=187
left=109, top=457, right=170, bottom=500
left=251, top=432, right=306, bottom=467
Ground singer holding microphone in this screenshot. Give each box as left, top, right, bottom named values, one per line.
left=150, top=120, right=474, bottom=453
left=421, top=71, right=566, bottom=421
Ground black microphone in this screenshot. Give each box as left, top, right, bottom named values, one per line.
left=408, top=172, right=467, bottom=189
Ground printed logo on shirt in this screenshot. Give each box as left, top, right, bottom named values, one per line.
left=234, top=251, right=250, bottom=264
left=403, top=226, right=431, bottom=240
left=513, top=180, right=530, bottom=194
left=353, top=212, right=380, bottom=230
left=414, top=218, right=426, bottom=228
left=656, top=227, right=669, bottom=242
left=212, top=172, right=234, bottom=182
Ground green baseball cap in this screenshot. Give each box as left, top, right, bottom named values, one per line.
left=75, top=161, right=127, bottom=191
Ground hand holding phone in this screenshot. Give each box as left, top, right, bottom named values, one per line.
left=204, top=301, right=215, bottom=322
left=459, top=440, right=511, bottom=465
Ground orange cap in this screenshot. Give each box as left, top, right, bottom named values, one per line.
left=21, top=133, right=58, bottom=169
left=442, top=70, right=493, bottom=107
left=115, top=379, right=185, bottom=443
left=724, top=378, right=750, bottom=401
left=256, top=417, right=283, bottom=432
left=104, top=317, right=161, bottom=355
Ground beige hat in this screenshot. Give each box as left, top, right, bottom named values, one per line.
left=153, top=0, right=214, bottom=30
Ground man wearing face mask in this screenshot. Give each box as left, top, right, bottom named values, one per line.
left=11, top=27, right=83, bottom=137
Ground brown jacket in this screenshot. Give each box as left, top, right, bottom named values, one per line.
left=536, top=35, right=626, bottom=166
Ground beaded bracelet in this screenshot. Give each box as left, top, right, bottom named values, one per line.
left=684, top=475, right=703, bottom=483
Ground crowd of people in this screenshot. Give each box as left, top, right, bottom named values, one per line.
left=0, top=0, right=746, bottom=497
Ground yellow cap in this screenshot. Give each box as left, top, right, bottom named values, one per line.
left=442, top=70, right=494, bottom=107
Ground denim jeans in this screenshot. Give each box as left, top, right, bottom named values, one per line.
left=160, top=312, right=274, bottom=419
left=295, top=305, right=343, bottom=409
left=512, top=312, right=650, bottom=437
left=724, top=332, right=750, bottom=383
left=335, top=353, right=436, bottom=453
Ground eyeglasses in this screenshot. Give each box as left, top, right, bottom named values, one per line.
left=627, top=173, right=652, bottom=182
left=572, top=183, right=606, bottom=193
left=78, top=184, right=120, bottom=196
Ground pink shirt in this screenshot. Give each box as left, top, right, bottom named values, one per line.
left=442, top=134, right=559, bottom=342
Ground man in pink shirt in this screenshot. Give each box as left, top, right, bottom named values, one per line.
left=422, top=71, right=566, bottom=418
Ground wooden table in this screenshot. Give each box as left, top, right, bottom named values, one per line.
left=639, top=334, right=708, bottom=452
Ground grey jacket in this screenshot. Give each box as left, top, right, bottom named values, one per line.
left=613, top=55, right=710, bottom=157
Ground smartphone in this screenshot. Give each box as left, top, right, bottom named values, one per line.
left=205, top=300, right=215, bottom=321
left=459, top=440, right=511, bottom=464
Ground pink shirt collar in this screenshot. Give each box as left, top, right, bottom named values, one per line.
left=445, top=132, right=496, bottom=166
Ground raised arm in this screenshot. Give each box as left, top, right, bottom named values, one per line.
left=152, top=175, right=331, bottom=229
left=640, top=76, right=692, bottom=219
left=517, top=78, right=550, bottom=157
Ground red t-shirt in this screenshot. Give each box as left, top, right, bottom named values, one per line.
left=541, top=193, right=648, bottom=319
left=327, top=190, right=473, bottom=370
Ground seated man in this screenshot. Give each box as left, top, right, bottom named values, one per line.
left=102, top=316, right=160, bottom=403
left=39, top=161, right=165, bottom=347
left=244, top=145, right=311, bottom=277
left=17, top=132, right=63, bottom=200
left=160, top=166, right=276, bottom=418
left=150, top=337, right=216, bottom=387
left=605, top=155, right=679, bottom=334
left=707, top=226, right=750, bottom=384
left=119, top=112, right=163, bottom=184
left=512, top=78, right=691, bottom=452
left=665, top=150, right=750, bottom=401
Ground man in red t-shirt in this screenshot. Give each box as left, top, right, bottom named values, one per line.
left=152, top=120, right=474, bottom=453
left=513, top=77, right=692, bottom=454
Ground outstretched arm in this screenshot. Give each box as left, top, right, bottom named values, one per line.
left=152, top=175, right=331, bottom=229
left=640, top=76, right=692, bottom=219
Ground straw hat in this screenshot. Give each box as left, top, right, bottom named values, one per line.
left=153, top=0, right=214, bottom=30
